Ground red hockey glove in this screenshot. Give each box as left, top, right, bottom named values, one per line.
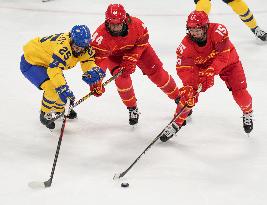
left=90, top=81, right=105, bottom=97
left=178, top=85, right=198, bottom=107
left=199, top=66, right=215, bottom=92
left=111, top=66, right=123, bottom=76
left=120, top=60, right=136, bottom=78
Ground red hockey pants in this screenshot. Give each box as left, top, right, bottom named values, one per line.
left=174, top=60, right=252, bottom=127
left=103, top=44, right=179, bottom=108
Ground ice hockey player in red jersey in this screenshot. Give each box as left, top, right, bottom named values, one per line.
left=91, top=4, right=179, bottom=125
left=194, top=0, right=267, bottom=41
left=160, top=10, right=253, bottom=142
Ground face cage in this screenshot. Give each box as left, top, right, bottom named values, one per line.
left=105, top=21, right=128, bottom=37
left=186, top=25, right=208, bottom=44
left=70, top=41, right=89, bottom=57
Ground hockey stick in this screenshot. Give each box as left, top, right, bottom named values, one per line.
left=48, top=69, right=123, bottom=124
left=41, top=0, right=54, bottom=2
left=28, top=100, right=71, bottom=189
left=113, top=84, right=202, bottom=180
left=113, top=105, right=187, bottom=180
left=28, top=70, right=123, bottom=189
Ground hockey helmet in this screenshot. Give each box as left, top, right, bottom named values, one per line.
left=105, top=4, right=127, bottom=24
left=186, top=10, right=209, bottom=29
left=70, top=25, right=91, bottom=48
left=186, top=11, right=209, bottom=44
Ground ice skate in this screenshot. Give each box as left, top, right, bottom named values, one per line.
left=128, top=107, right=140, bottom=126
left=159, top=122, right=180, bottom=142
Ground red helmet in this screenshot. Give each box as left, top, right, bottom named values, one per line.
left=105, top=4, right=127, bottom=24
left=186, top=10, right=209, bottom=28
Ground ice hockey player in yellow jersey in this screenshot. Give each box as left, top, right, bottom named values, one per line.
left=194, top=0, right=267, bottom=41
left=20, top=25, right=106, bottom=129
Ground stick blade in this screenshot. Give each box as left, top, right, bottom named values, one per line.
left=28, top=181, right=46, bottom=189
left=113, top=173, right=122, bottom=180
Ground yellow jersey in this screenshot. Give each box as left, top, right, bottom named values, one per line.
left=23, top=32, right=97, bottom=88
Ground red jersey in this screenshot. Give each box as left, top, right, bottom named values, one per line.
left=176, top=23, right=239, bottom=87
left=90, top=16, right=149, bottom=68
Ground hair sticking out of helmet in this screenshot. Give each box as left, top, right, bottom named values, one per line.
left=70, top=25, right=91, bottom=48
left=186, top=10, right=209, bottom=29
left=105, top=4, right=127, bottom=24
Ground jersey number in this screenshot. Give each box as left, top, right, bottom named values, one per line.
left=92, top=32, right=103, bottom=45
left=177, top=58, right=182, bottom=66
left=215, top=25, right=227, bottom=37
left=177, top=43, right=186, bottom=54
left=59, top=46, right=71, bottom=60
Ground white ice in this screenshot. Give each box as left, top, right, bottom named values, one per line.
left=0, top=0, right=267, bottom=204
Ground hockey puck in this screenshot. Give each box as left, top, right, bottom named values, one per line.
left=121, top=182, right=129, bottom=188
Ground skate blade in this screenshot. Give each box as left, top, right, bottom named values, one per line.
left=130, top=123, right=139, bottom=129
left=28, top=181, right=45, bottom=189
left=255, top=37, right=267, bottom=45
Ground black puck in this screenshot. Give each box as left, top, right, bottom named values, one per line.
left=121, top=182, right=129, bottom=188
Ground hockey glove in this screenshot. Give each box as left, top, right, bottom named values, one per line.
left=55, top=84, right=75, bottom=104
left=119, top=60, right=136, bottom=78
left=82, top=67, right=106, bottom=97
left=111, top=66, right=123, bottom=76
left=82, top=67, right=106, bottom=85
left=178, top=85, right=198, bottom=108
left=89, top=81, right=105, bottom=97
left=199, top=66, right=215, bottom=92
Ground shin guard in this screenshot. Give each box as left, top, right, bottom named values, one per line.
left=228, top=0, right=257, bottom=29
left=148, top=68, right=179, bottom=100
left=232, top=88, right=253, bottom=114
left=195, top=0, right=211, bottom=14
left=115, top=76, right=137, bottom=107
